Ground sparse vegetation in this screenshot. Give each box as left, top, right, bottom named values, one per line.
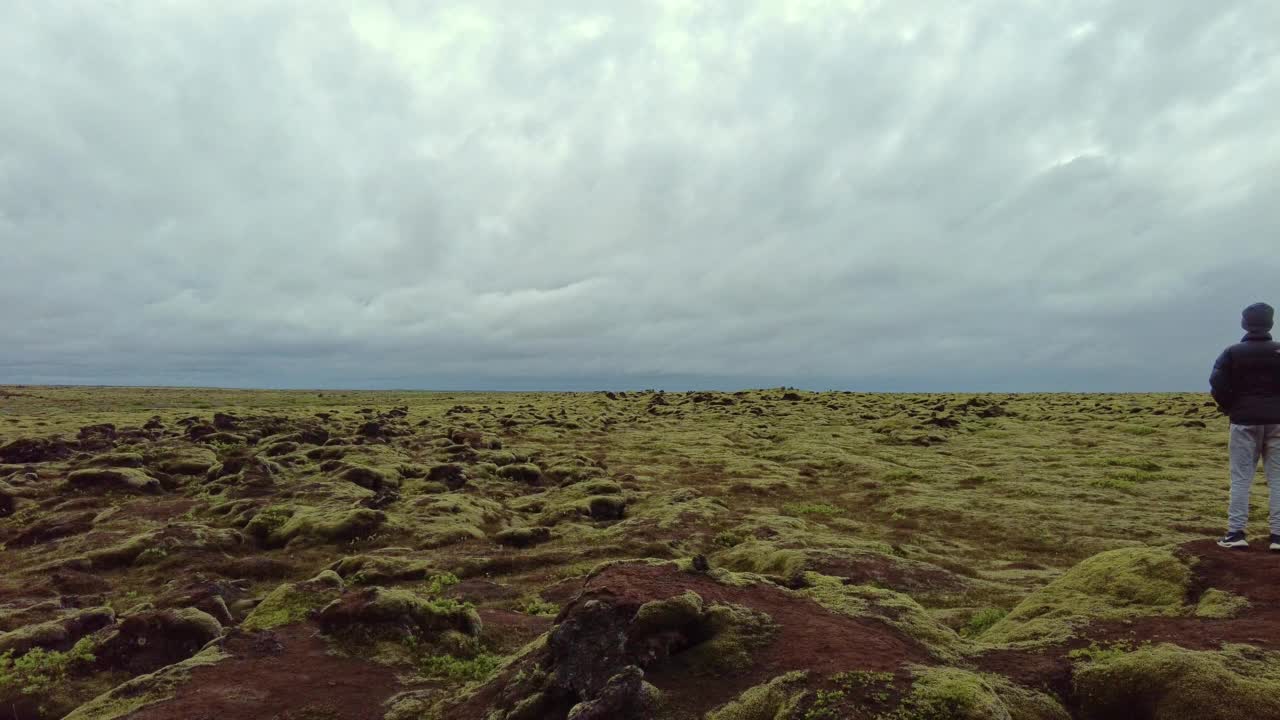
left=0, top=386, right=1261, bottom=718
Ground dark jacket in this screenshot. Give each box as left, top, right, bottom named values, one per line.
left=1210, top=331, right=1280, bottom=424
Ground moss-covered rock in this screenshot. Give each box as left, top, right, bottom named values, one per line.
left=329, top=555, right=433, bottom=585
left=54, top=524, right=242, bottom=572
left=0, top=606, right=115, bottom=656
left=981, top=546, right=1192, bottom=646
left=713, top=541, right=809, bottom=580
left=65, top=467, right=161, bottom=494
left=93, top=607, right=223, bottom=674
left=564, top=665, right=662, bottom=719
left=1074, top=644, right=1280, bottom=719
left=339, top=464, right=399, bottom=491
left=1194, top=588, right=1250, bottom=619
left=406, top=494, right=507, bottom=548
left=247, top=506, right=386, bottom=548
left=316, top=587, right=482, bottom=639
left=587, top=495, right=627, bottom=521
left=498, top=463, right=543, bottom=484
left=241, top=570, right=345, bottom=631
left=676, top=602, right=777, bottom=674
left=427, top=463, right=468, bottom=490
left=62, top=644, right=229, bottom=720
left=87, top=451, right=145, bottom=468
left=897, top=666, right=1011, bottom=719
left=495, top=526, right=553, bottom=548
left=146, top=445, right=217, bottom=475
left=632, top=590, right=704, bottom=635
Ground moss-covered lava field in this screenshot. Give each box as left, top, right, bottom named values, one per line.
left=3, top=385, right=1278, bottom=719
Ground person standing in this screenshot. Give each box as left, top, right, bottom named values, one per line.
left=1212, top=303, right=1280, bottom=550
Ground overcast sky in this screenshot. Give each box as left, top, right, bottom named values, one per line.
left=2, top=1, right=1278, bottom=391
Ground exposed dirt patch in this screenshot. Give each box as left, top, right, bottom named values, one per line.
left=126, top=624, right=407, bottom=720
left=477, top=608, right=553, bottom=650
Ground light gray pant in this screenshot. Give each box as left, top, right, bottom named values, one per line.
left=1228, top=424, right=1280, bottom=534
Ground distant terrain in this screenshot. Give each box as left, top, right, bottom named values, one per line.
left=1, top=385, right=1276, bottom=719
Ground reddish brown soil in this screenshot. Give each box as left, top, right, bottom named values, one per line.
left=126, top=624, right=406, bottom=720
left=477, top=608, right=554, bottom=651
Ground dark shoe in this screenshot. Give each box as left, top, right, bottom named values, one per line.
left=1271, top=534, right=1280, bottom=552
left=1217, top=531, right=1249, bottom=549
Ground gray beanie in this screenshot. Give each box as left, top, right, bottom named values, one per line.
left=1242, top=302, right=1274, bottom=332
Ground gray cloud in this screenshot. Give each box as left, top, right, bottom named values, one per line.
left=2, top=0, right=1278, bottom=391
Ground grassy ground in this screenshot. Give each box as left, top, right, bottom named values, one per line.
left=1, top=386, right=1270, bottom=719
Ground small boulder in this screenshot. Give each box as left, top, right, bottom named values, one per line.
left=0, top=437, right=71, bottom=464
left=0, top=606, right=115, bottom=656
left=65, top=468, right=161, bottom=494
left=77, top=423, right=118, bottom=450
left=588, top=495, right=627, bottom=521
left=317, top=587, right=482, bottom=639
left=495, top=526, right=553, bottom=548
left=340, top=465, right=398, bottom=491
left=428, top=464, right=468, bottom=490
left=498, top=464, right=543, bottom=484
left=94, top=607, right=223, bottom=674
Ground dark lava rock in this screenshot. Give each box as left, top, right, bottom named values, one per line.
left=0, top=437, right=72, bottom=464
left=94, top=608, right=223, bottom=674
left=77, top=423, right=118, bottom=451
left=495, top=526, right=553, bottom=548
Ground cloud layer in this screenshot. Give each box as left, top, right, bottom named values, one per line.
left=3, top=1, right=1278, bottom=390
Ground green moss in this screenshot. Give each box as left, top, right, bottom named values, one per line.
left=713, top=541, right=808, bottom=579
left=893, top=666, right=1008, bottom=719
left=494, top=526, right=553, bottom=548
left=260, top=507, right=387, bottom=547
left=980, top=546, right=1193, bottom=646
left=1074, top=644, right=1280, bottom=719
left=405, top=494, right=507, bottom=548
left=962, top=608, right=1008, bottom=638
left=65, top=467, right=160, bottom=494
left=677, top=602, right=777, bottom=675
left=1100, top=456, right=1163, bottom=472
left=704, top=671, right=809, bottom=720
left=330, top=555, right=433, bottom=585
left=319, top=587, right=481, bottom=639
left=498, top=463, right=542, bottom=483
left=0, top=607, right=114, bottom=656
left=1194, top=588, right=1250, bottom=619
left=244, top=504, right=296, bottom=544
left=990, top=679, right=1070, bottom=720
left=339, top=463, right=399, bottom=490
left=0, top=636, right=96, bottom=696
left=418, top=652, right=502, bottom=682
left=87, top=451, right=144, bottom=468
left=782, top=502, right=842, bottom=517
left=634, top=590, right=704, bottom=634
left=241, top=571, right=345, bottom=631
left=517, top=597, right=559, bottom=617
